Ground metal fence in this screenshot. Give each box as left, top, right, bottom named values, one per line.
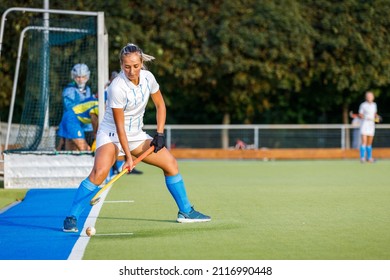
left=2, top=123, right=389, bottom=151
left=144, top=124, right=390, bottom=150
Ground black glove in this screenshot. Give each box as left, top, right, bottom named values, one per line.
left=150, top=133, right=165, bottom=153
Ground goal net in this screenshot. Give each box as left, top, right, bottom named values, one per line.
left=8, top=16, right=98, bottom=152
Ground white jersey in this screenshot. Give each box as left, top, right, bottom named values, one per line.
left=359, top=101, right=377, bottom=136
left=359, top=101, right=377, bottom=122
left=99, top=70, right=159, bottom=140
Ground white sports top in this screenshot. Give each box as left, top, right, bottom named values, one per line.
left=359, top=101, right=377, bottom=123
left=99, top=70, right=159, bottom=139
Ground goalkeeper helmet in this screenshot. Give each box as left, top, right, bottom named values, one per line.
left=71, top=63, right=90, bottom=91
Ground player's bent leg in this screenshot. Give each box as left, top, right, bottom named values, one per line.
left=89, top=143, right=118, bottom=184
left=72, top=138, right=90, bottom=151
left=132, top=142, right=178, bottom=176
left=63, top=143, right=117, bottom=232
left=65, top=139, right=78, bottom=151
left=63, top=178, right=99, bottom=232
left=135, top=144, right=211, bottom=223
left=165, top=173, right=192, bottom=213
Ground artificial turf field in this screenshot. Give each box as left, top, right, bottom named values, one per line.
left=80, top=159, right=390, bottom=260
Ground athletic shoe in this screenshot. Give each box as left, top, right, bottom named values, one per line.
left=360, top=158, right=366, bottom=163
left=177, top=207, right=211, bottom=223
left=63, top=216, right=78, bottom=232
left=129, top=168, right=143, bottom=175
left=368, top=158, right=376, bottom=163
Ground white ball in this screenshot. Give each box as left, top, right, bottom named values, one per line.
left=86, top=226, right=96, bottom=236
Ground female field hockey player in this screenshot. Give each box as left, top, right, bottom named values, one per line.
left=63, top=43, right=210, bottom=232
left=358, top=91, right=379, bottom=163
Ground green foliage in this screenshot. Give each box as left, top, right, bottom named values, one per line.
left=1, top=0, right=390, bottom=124
left=303, top=0, right=390, bottom=121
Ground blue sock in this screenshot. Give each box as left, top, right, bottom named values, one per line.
left=366, top=146, right=372, bottom=160
left=360, top=145, right=366, bottom=159
left=69, top=178, right=98, bottom=219
left=115, top=160, right=124, bottom=171
left=165, top=174, right=192, bottom=214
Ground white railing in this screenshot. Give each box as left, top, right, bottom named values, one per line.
left=1, top=122, right=389, bottom=151
left=144, top=124, right=390, bottom=150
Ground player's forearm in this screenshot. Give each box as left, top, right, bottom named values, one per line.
left=155, top=102, right=166, bottom=134
left=91, top=114, right=98, bottom=136
left=115, top=128, right=130, bottom=158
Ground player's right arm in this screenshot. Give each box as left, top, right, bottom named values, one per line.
left=62, top=87, right=77, bottom=111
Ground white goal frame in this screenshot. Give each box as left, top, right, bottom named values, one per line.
left=0, top=7, right=108, bottom=188
left=0, top=7, right=108, bottom=150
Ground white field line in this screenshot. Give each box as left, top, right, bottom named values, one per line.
left=104, top=200, right=134, bottom=203
left=93, top=232, right=134, bottom=236
left=0, top=200, right=22, bottom=214
left=67, top=190, right=108, bottom=260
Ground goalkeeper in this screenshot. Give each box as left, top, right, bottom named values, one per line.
left=57, top=64, right=94, bottom=150
left=57, top=97, right=98, bottom=151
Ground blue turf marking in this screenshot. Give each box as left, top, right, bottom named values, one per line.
left=0, top=189, right=92, bottom=260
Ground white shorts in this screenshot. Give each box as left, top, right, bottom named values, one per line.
left=360, top=121, right=375, bottom=136
left=96, top=129, right=153, bottom=156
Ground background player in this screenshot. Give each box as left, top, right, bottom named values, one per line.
left=57, top=97, right=98, bottom=151
left=358, top=91, right=380, bottom=163
left=57, top=64, right=94, bottom=150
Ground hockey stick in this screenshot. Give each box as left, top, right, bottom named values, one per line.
left=90, top=146, right=154, bottom=205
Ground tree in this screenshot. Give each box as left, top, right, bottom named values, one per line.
left=106, top=0, right=315, bottom=125
left=2, top=0, right=390, bottom=128
left=303, top=0, right=390, bottom=124
left=0, top=0, right=38, bottom=121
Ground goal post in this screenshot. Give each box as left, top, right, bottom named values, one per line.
left=0, top=7, right=108, bottom=151
left=0, top=7, right=108, bottom=188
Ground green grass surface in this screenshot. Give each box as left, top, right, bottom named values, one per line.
left=83, top=160, right=390, bottom=260
left=0, top=188, right=27, bottom=209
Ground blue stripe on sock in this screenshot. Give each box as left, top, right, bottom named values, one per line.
left=82, top=178, right=98, bottom=191
left=165, top=173, right=183, bottom=184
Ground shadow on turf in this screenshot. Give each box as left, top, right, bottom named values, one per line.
left=0, top=215, right=82, bottom=233
left=133, top=223, right=239, bottom=239
left=96, top=216, right=239, bottom=239
left=98, top=216, right=175, bottom=223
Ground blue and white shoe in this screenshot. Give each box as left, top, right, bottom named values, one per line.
left=63, top=216, right=78, bottom=232
left=177, top=207, right=211, bottom=223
